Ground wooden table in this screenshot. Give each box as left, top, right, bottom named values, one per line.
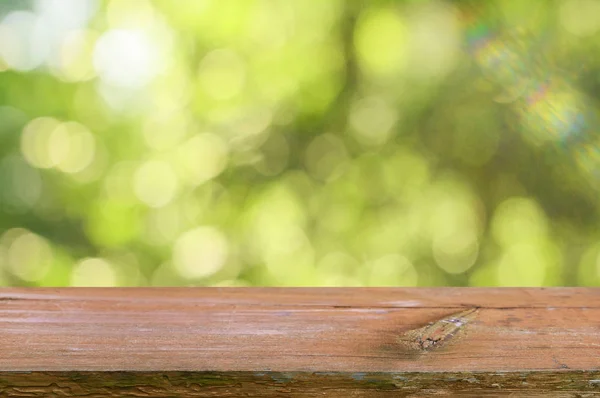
left=1, top=288, right=599, bottom=396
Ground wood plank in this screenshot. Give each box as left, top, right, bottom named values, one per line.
left=1, top=288, right=599, bottom=396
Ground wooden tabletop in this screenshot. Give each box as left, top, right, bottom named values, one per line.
left=1, top=288, right=599, bottom=396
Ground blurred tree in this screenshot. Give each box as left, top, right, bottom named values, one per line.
left=0, top=0, right=599, bottom=287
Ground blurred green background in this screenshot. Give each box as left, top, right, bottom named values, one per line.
left=0, top=0, right=599, bottom=287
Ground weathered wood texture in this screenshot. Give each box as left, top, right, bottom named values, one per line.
left=0, top=288, right=599, bottom=396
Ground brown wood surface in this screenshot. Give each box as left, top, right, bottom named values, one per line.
left=0, top=288, right=599, bottom=396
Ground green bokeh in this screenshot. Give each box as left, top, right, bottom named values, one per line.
left=0, top=0, right=599, bottom=287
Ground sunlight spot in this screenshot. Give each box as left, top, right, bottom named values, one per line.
left=134, top=160, right=179, bottom=207
left=71, top=258, right=117, bottom=286
left=173, top=227, right=229, bottom=279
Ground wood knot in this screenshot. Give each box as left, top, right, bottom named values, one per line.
left=398, top=308, right=479, bottom=352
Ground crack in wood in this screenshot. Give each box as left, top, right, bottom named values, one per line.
left=398, top=308, right=479, bottom=351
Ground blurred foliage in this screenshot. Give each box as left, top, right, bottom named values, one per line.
left=0, top=0, right=600, bottom=287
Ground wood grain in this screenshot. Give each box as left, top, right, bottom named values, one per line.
left=1, top=288, right=599, bottom=396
